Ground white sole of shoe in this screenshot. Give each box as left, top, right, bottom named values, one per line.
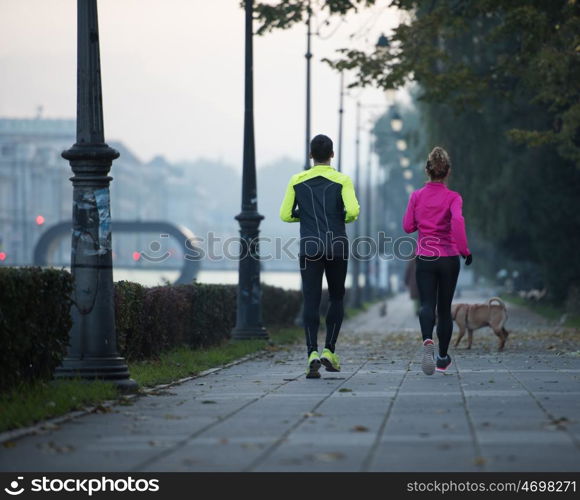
left=422, top=342, right=435, bottom=375
left=436, top=359, right=452, bottom=373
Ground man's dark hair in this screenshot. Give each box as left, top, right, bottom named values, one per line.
left=310, top=134, right=333, bottom=163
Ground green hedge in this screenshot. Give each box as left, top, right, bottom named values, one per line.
left=0, top=268, right=303, bottom=390
left=114, top=282, right=302, bottom=361
left=0, top=267, right=73, bottom=392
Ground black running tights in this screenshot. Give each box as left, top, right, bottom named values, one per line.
left=300, top=255, right=348, bottom=355
left=415, top=255, right=460, bottom=357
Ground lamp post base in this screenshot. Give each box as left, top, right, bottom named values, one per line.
left=231, top=326, right=269, bottom=341
left=54, top=357, right=139, bottom=393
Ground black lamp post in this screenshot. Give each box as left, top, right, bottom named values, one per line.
left=363, top=132, right=374, bottom=301
left=304, top=0, right=312, bottom=170
left=376, top=33, right=389, bottom=49
left=337, top=71, right=344, bottom=173
left=55, top=0, right=137, bottom=392
left=352, top=101, right=386, bottom=307
left=231, top=0, right=268, bottom=341
left=351, top=101, right=362, bottom=309
left=374, top=33, right=392, bottom=296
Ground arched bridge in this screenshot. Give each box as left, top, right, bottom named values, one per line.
left=33, top=221, right=201, bottom=285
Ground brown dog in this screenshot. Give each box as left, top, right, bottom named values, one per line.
left=452, top=297, right=509, bottom=351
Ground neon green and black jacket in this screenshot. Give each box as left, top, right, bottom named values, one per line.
left=279, top=164, right=360, bottom=257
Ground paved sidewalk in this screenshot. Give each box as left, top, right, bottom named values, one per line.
left=1, top=291, right=579, bottom=472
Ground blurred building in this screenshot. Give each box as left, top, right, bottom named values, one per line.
left=0, top=117, right=74, bottom=264
left=0, top=116, right=301, bottom=273
left=0, top=116, right=173, bottom=267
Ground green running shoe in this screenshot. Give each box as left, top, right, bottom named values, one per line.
left=320, top=348, right=341, bottom=372
left=306, top=351, right=321, bottom=379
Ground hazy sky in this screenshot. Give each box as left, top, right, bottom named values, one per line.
left=0, top=0, right=401, bottom=174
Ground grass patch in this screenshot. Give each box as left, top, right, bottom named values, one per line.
left=502, top=294, right=580, bottom=328
left=0, top=379, right=117, bottom=433
left=0, top=327, right=302, bottom=435
left=129, top=340, right=265, bottom=387
left=130, top=326, right=302, bottom=387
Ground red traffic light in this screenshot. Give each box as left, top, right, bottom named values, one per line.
left=0, top=252, right=6, bottom=261
left=132, top=251, right=141, bottom=261
left=35, top=215, right=45, bottom=226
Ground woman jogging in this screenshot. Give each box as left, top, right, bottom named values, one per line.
left=402, top=146, right=472, bottom=375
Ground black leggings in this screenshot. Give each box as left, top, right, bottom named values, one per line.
left=415, top=255, right=460, bottom=357
left=300, top=254, right=348, bottom=355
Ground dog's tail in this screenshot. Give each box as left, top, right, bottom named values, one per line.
left=489, top=296, right=508, bottom=327
left=488, top=297, right=505, bottom=309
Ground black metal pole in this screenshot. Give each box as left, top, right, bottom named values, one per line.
left=351, top=101, right=362, bottom=308
left=363, top=132, right=373, bottom=301
left=304, top=0, right=312, bottom=170
left=56, top=0, right=137, bottom=392
left=337, top=71, right=344, bottom=173
left=375, top=155, right=384, bottom=297
left=231, top=0, right=268, bottom=341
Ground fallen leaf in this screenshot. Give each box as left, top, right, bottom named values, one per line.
left=474, top=456, right=486, bottom=466
left=202, top=400, right=217, bottom=404
left=41, top=423, right=60, bottom=431
left=37, top=441, right=75, bottom=454
left=312, top=452, right=345, bottom=462
left=550, top=416, right=569, bottom=429
left=92, top=404, right=112, bottom=414
left=148, top=390, right=177, bottom=396
left=352, top=425, right=369, bottom=432
left=338, top=388, right=352, bottom=393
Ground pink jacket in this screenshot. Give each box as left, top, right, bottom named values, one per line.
left=402, top=181, right=470, bottom=257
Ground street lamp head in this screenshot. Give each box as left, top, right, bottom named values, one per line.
left=391, top=111, right=403, bottom=132
left=376, top=33, right=389, bottom=49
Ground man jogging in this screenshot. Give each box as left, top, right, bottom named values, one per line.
left=280, top=134, right=360, bottom=378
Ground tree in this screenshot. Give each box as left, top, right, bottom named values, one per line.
left=248, top=0, right=580, bottom=303
left=251, top=0, right=580, bottom=165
